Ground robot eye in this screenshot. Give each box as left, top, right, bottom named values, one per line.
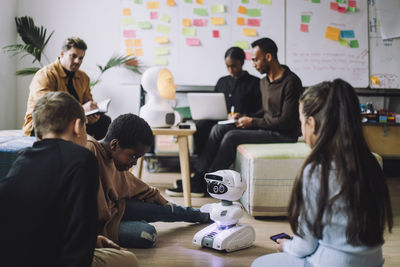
left=219, top=184, right=225, bottom=193
left=212, top=185, right=219, bottom=193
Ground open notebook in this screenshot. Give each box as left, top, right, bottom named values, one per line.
left=85, top=98, right=111, bottom=116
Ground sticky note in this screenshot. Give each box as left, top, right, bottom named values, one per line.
left=338, top=6, right=347, bottom=13
left=161, top=14, right=171, bottom=23
left=126, top=47, right=134, bottom=56
left=196, top=0, right=203, bottom=5
left=301, top=15, right=310, bottom=23
left=123, top=8, right=131, bottom=16
left=243, top=28, right=257, bottom=37
left=123, top=30, right=136, bottom=38
left=134, top=0, right=142, bottom=3
left=325, top=26, right=340, bottom=41
left=245, top=51, right=251, bottom=60
left=122, top=17, right=136, bottom=25
left=135, top=48, right=143, bottom=56
left=347, top=7, right=356, bottom=12
left=300, top=24, right=309, bottom=32
left=154, top=57, right=168, bottom=65
left=211, top=17, right=225, bottom=25
left=339, top=39, right=348, bottom=46
left=258, top=0, right=271, bottom=4
left=167, top=0, right=175, bottom=6
left=247, top=19, right=260, bottom=26
left=349, top=40, right=359, bottom=48
left=138, top=21, right=152, bottom=29
left=155, top=47, right=169, bottom=55
left=348, top=0, right=357, bottom=8
left=182, top=27, right=196, bottom=36
left=237, top=6, right=247, bottom=14
left=154, top=36, right=169, bottom=44
left=157, top=24, right=171, bottom=34
left=337, top=0, right=345, bottom=3
left=133, top=39, right=142, bottom=47
left=150, top=12, right=158, bottom=19
left=211, top=4, right=225, bottom=14
left=242, top=0, right=249, bottom=3
left=146, top=1, right=159, bottom=9
left=186, top=38, right=201, bottom=46
left=237, top=17, right=245, bottom=25
left=193, top=19, right=206, bottom=26
left=182, top=19, right=191, bottom=27
left=194, top=8, right=208, bottom=16
left=311, top=0, right=320, bottom=3
left=330, top=2, right=338, bottom=10
left=370, top=76, right=380, bottom=85
left=212, top=30, right=219, bottom=38
left=340, top=30, right=355, bottom=39
left=125, top=39, right=134, bottom=47
left=246, top=9, right=261, bottom=17
left=184, top=0, right=192, bottom=3
left=234, top=41, right=249, bottom=50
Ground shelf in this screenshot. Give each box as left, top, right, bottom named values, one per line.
left=356, top=88, right=400, bottom=97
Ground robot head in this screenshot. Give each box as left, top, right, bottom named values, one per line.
left=204, top=170, right=246, bottom=201
left=141, top=67, right=176, bottom=100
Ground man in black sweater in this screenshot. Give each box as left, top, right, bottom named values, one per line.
left=0, top=92, right=137, bottom=267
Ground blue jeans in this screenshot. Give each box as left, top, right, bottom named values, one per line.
left=118, top=199, right=209, bottom=248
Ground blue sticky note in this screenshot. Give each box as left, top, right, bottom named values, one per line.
left=340, top=30, right=355, bottom=39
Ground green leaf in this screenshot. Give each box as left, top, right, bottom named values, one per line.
left=15, top=67, right=41, bottom=76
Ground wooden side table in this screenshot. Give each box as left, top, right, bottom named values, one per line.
left=137, top=124, right=196, bottom=207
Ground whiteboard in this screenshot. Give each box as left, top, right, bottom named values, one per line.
left=286, top=0, right=369, bottom=87
left=368, top=0, right=400, bottom=89
left=120, top=0, right=284, bottom=86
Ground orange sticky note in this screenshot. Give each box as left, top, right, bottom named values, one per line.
left=146, top=1, right=159, bottom=9
left=370, top=76, right=380, bottom=85
left=237, top=17, right=245, bottom=25
left=242, top=28, right=257, bottom=37
left=135, top=48, right=144, bottom=56
left=126, top=47, right=134, bottom=56
left=196, top=0, right=203, bottom=5
left=238, top=6, right=247, bottom=14
left=122, top=8, right=131, bottom=16
left=167, top=0, right=175, bottom=6
left=325, top=26, right=340, bottom=41
left=155, top=36, right=169, bottom=44
left=133, top=39, right=142, bottom=46
left=182, top=18, right=191, bottom=27
left=125, top=39, right=134, bottom=47
left=211, top=17, right=225, bottom=25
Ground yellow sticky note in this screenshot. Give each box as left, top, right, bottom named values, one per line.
left=182, top=19, right=191, bottom=27
left=325, top=26, right=340, bottom=41
left=133, top=39, right=142, bottom=47
left=211, top=17, right=225, bottom=25
left=122, top=8, right=131, bottom=16
left=238, top=5, right=247, bottom=14
left=126, top=47, right=134, bottom=56
left=167, top=0, right=175, bottom=6
left=237, top=17, right=245, bottom=25
left=146, top=1, right=159, bottom=9
left=196, top=0, right=203, bottom=5
left=242, top=28, right=257, bottom=37
left=154, top=36, right=169, bottom=44
left=370, top=76, right=380, bottom=85
left=125, top=39, right=134, bottom=47
left=135, top=48, right=144, bottom=56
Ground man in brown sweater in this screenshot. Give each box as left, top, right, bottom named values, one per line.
left=86, top=113, right=210, bottom=248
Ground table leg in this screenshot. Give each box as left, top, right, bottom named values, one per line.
left=177, top=135, right=192, bottom=207
left=137, top=156, right=144, bottom=179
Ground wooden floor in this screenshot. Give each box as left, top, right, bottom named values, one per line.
left=129, top=165, right=400, bottom=267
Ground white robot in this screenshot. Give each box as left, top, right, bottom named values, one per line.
left=193, top=170, right=255, bottom=252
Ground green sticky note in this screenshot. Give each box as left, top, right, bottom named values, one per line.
left=122, top=17, right=135, bottom=25
left=184, top=0, right=192, bottom=3
left=161, top=14, right=171, bottom=23
left=234, top=41, right=249, bottom=50
left=339, top=39, right=348, bottom=46
left=241, top=0, right=249, bottom=3
left=211, top=4, right=225, bottom=14
left=134, top=0, right=142, bottom=3
left=301, top=15, right=310, bottom=23
left=157, top=24, right=171, bottom=34
left=138, top=21, right=152, bottom=29
left=182, top=27, right=196, bottom=36
left=347, top=7, right=356, bottom=12
left=336, top=0, right=345, bottom=3
left=350, top=40, right=359, bottom=48
left=311, top=0, right=320, bottom=3
left=246, top=9, right=261, bottom=17
left=154, top=57, right=168, bottom=66
left=194, top=8, right=208, bottom=16
left=258, top=0, right=271, bottom=5
left=154, top=47, right=169, bottom=56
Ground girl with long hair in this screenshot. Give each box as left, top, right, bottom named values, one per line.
left=252, top=79, right=393, bottom=267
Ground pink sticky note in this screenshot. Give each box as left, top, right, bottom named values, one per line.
left=338, top=6, right=347, bottom=13
left=186, top=38, right=201, bottom=46
left=193, top=19, right=206, bottom=26
left=150, top=12, right=158, bottom=19
left=247, top=19, right=260, bottom=27
left=348, top=0, right=357, bottom=8
left=212, top=30, right=219, bottom=38
left=123, top=30, right=136, bottom=38
left=245, top=51, right=251, bottom=60
left=300, top=24, right=309, bottom=32
left=330, top=2, right=338, bottom=10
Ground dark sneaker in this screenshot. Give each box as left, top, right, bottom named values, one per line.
left=166, top=179, right=207, bottom=198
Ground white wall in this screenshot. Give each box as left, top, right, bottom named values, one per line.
left=0, top=0, right=17, bottom=130
left=15, top=0, right=142, bottom=127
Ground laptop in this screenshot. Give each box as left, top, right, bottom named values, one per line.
left=187, top=92, right=228, bottom=120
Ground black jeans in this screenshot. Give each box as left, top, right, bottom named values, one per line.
left=86, top=114, right=111, bottom=140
